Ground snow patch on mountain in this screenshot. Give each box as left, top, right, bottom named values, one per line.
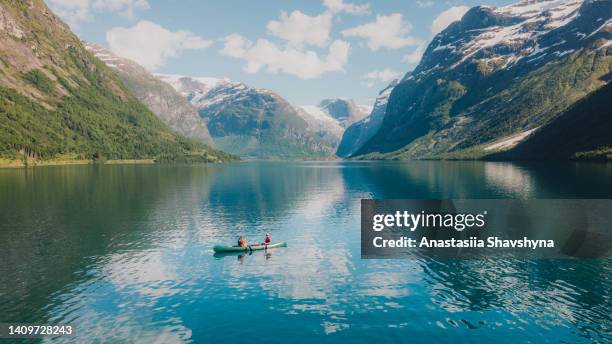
left=155, top=73, right=233, bottom=97
left=427, top=0, right=591, bottom=72
left=85, top=43, right=126, bottom=70
left=587, top=18, right=612, bottom=38
left=297, top=106, right=345, bottom=138
left=153, top=73, right=284, bottom=114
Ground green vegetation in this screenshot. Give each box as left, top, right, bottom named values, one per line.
left=351, top=0, right=612, bottom=161
left=0, top=0, right=235, bottom=165
left=22, top=69, right=55, bottom=94
left=355, top=49, right=611, bottom=160
left=202, top=91, right=333, bottom=159
left=486, top=82, right=612, bottom=161
left=0, top=81, right=234, bottom=162
left=573, top=148, right=612, bottom=161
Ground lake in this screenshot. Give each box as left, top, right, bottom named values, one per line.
left=0, top=161, right=610, bottom=343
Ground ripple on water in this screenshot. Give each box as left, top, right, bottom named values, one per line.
left=0, top=162, right=610, bottom=343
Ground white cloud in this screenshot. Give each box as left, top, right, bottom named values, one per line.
left=221, top=34, right=350, bottom=79
left=403, top=42, right=427, bottom=64
left=267, top=11, right=332, bottom=48
left=106, top=21, right=212, bottom=70
left=341, top=14, right=422, bottom=51
left=48, top=0, right=149, bottom=27
left=416, top=0, right=434, bottom=8
left=323, top=0, right=370, bottom=15
left=93, top=0, right=149, bottom=18
left=431, top=6, right=469, bottom=35
left=362, top=69, right=401, bottom=87
left=47, top=0, right=92, bottom=27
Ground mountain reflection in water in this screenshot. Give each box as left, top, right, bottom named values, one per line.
left=0, top=161, right=610, bottom=343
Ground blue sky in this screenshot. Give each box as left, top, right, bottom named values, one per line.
left=48, top=0, right=514, bottom=106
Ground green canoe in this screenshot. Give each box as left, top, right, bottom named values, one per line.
left=213, top=242, right=287, bottom=252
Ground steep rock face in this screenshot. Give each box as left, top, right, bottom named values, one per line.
left=157, top=74, right=335, bottom=159
left=84, top=44, right=214, bottom=146
left=336, top=80, right=398, bottom=157
left=487, top=81, right=612, bottom=160
left=0, top=0, right=226, bottom=162
left=355, top=0, right=611, bottom=159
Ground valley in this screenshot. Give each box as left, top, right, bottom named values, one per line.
left=0, top=0, right=610, bottom=165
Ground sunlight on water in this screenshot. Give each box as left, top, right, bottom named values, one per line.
left=0, top=162, right=610, bottom=343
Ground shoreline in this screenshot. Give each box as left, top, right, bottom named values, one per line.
left=0, top=159, right=156, bottom=169
left=2, top=157, right=610, bottom=169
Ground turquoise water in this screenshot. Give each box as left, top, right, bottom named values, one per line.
left=0, top=161, right=610, bottom=343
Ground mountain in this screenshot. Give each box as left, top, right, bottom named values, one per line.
left=353, top=0, right=611, bottom=160
left=297, top=98, right=368, bottom=150
left=156, top=74, right=335, bottom=159
left=296, top=106, right=345, bottom=147
left=313, top=98, right=369, bottom=128
left=487, top=81, right=612, bottom=160
left=0, top=0, right=231, bottom=164
left=336, top=80, right=398, bottom=157
left=84, top=43, right=214, bottom=146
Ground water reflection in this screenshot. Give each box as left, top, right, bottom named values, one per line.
left=0, top=162, right=610, bottom=343
left=483, top=162, right=534, bottom=196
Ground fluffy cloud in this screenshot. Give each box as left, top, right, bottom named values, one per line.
left=323, top=0, right=370, bottom=15
left=267, top=11, right=332, bottom=48
left=416, top=1, right=434, bottom=8
left=403, top=42, right=427, bottom=64
left=221, top=34, right=350, bottom=79
left=48, top=0, right=149, bottom=27
left=47, top=0, right=92, bottom=26
left=341, top=14, right=421, bottom=51
left=431, top=6, right=469, bottom=35
left=362, top=69, right=401, bottom=87
left=93, top=0, right=149, bottom=18
left=106, top=21, right=212, bottom=70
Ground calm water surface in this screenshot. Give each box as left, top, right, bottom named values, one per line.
left=0, top=161, right=611, bottom=343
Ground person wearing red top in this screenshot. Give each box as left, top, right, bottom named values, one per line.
left=263, top=232, right=271, bottom=245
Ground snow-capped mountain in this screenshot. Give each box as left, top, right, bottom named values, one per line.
left=417, top=0, right=604, bottom=76
left=296, top=98, right=369, bottom=151
left=353, top=0, right=611, bottom=159
left=156, top=74, right=336, bottom=159
left=336, top=80, right=398, bottom=157
left=296, top=98, right=368, bottom=147
left=312, top=98, right=369, bottom=128
left=84, top=44, right=214, bottom=145
left=155, top=74, right=239, bottom=109
left=296, top=106, right=345, bottom=140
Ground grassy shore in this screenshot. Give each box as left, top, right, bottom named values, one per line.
left=104, top=159, right=155, bottom=165
left=0, top=150, right=238, bottom=168
left=1, top=158, right=158, bottom=168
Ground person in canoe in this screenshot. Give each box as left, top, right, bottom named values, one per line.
left=263, top=232, right=271, bottom=245
left=237, top=235, right=248, bottom=248
left=252, top=232, right=271, bottom=247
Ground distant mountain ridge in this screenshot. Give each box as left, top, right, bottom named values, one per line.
left=84, top=44, right=214, bottom=146
left=315, top=98, right=369, bottom=128
left=157, top=74, right=336, bottom=159
left=336, top=80, right=398, bottom=157
left=350, top=0, right=611, bottom=160
left=297, top=98, right=369, bottom=150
